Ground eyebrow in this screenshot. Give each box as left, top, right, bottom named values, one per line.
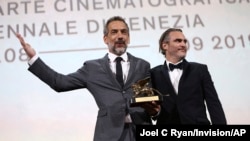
left=110, top=29, right=129, bottom=34
left=111, top=28, right=128, bottom=31
left=174, top=38, right=187, bottom=43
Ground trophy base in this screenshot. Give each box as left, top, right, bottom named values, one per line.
left=130, top=95, right=163, bottom=107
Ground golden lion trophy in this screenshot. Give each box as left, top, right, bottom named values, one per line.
left=130, top=77, right=163, bottom=107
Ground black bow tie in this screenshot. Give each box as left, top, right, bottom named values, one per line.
left=169, top=63, right=183, bottom=71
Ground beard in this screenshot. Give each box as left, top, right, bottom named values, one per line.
left=114, top=47, right=126, bottom=55
left=109, top=44, right=127, bottom=56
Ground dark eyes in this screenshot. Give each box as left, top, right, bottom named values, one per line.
left=174, top=39, right=187, bottom=43
left=110, top=29, right=128, bottom=34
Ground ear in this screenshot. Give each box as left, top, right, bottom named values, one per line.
left=162, top=42, right=168, bottom=51
left=103, top=35, right=108, bottom=44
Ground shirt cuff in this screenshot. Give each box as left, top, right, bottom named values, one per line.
left=28, top=55, right=39, bottom=66
left=151, top=109, right=161, bottom=121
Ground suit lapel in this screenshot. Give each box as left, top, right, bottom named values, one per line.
left=124, top=53, right=136, bottom=89
left=100, top=54, right=122, bottom=89
left=178, top=59, right=189, bottom=90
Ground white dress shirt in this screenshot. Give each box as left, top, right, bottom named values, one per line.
left=108, top=52, right=132, bottom=123
left=166, top=60, right=183, bottom=94
left=108, top=53, right=129, bottom=84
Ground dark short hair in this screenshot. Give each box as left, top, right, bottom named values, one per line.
left=159, top=28, right=183, bottom=55
left=103, top=16, right=130, bottom=36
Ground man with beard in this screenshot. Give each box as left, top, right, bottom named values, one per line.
left=16, top=16, right=160, bottom=141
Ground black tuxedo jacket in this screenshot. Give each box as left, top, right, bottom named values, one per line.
left=150, top=59, right=227, bottom=124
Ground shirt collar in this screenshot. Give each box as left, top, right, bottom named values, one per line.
left=108, top=52, right=128, bottom=62
left=166, top=60, right=183, bottom=69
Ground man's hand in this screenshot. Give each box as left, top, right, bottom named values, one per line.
left=140, top=101, right=161, bottom=117
left=16, top=33, right=36, bottom=58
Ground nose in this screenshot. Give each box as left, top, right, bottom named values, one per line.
left=117, top=32, right=125, bottom=40
left=117, top=31, right=124, bottom=37
left=181, top=41, right=186, bottom=46
left=180, top=39, right=187, bottom=46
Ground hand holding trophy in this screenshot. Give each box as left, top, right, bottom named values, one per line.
left=130, top=77, right=163, bottom=107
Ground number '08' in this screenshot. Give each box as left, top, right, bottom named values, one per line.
left=4, top=48, right=29, bottom=63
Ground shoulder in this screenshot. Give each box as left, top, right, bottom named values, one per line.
left=127, top=52, right=150, bottom=64
left=84, top=54, right=108, bottom=65
left=150, top=64, right=165, bottom=74
left=151, top=65, right=164, bottom=70
left=185, top=60, right=210, bottom=75
left=187, top=61, right=208, bottom=69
